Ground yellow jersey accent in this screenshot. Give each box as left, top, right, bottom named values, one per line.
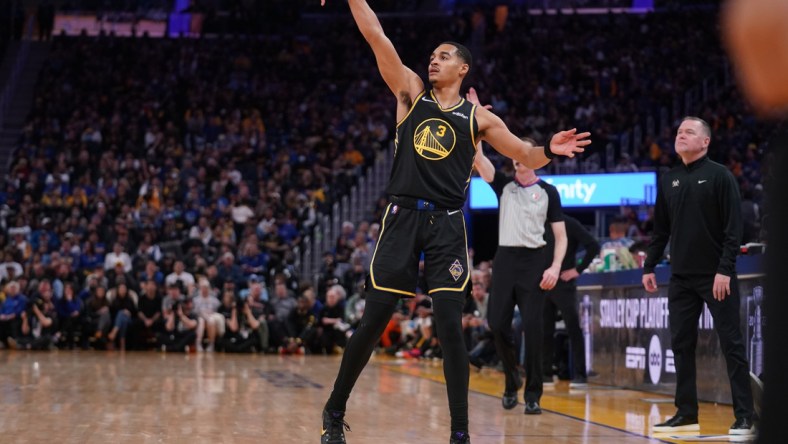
left=413, top=118, right=456, bottom=161
left=469, top=104, right=478, bottom=147
left=430, top=90, right=466, bottom=112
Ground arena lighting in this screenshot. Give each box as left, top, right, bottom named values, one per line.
left=469, top=172, right=656, bottom=209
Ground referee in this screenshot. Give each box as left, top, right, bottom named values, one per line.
left=476, top=140, right=567, bottom=414
left=643, top=116, right=754, bottom=435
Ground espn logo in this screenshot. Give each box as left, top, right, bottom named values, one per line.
left=625, top=347, right=646, bottom=369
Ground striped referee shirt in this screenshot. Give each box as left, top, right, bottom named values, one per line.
left=490, top=171, right=563, bottom=248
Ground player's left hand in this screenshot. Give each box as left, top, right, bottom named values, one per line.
left=540, top=266, right=560, bottom=290
left=549, top=129, right=591, bottom=158
left=713, top=273, right=731, bottom=301
left=465, top=87, right=493, bottom=110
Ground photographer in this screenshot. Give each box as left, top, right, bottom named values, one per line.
left=220, top=291, right=264, bottom=353
left=161, top=281, right=184, bottom=316
left=157, top=296, right=198, bottom=352
left=16, top=281, right=58, bottom=350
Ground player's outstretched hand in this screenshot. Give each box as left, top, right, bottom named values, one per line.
left=465, top=87, right=493, bottom=110
left=549, top=129, right=591, bottom=158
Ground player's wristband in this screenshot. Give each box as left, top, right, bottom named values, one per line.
left=544, top=144, right=556, bottom=159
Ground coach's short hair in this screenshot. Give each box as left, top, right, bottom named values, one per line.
left=681, top=116, right=712, bottom=138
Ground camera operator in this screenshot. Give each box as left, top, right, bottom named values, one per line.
left=16, top=281, right=58, bottom=350
left=221, top=291, right=264, bottom=353
left=157, top=296, right=198, bottom=352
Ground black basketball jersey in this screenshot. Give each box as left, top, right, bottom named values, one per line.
left=386, top=90, right=479, bottom=209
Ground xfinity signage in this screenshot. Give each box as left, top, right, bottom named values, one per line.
left=469, top=172, right=656, bottom=209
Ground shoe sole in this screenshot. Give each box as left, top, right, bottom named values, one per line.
left=652, top=424, right=700, bottom=433
left=524, top=409, right=542, bottom=415
left=569, top=383, right=588, bottom=388
left=729, top=428, right=756, bottom=435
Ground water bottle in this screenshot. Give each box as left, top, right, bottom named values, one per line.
left=581, top=294, right=593, bottom=372
left=749, top=286, right=764, bottom=375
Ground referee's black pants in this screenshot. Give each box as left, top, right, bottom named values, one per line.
left=543, top=279, right=586, bottom=379
left=669, top=274, right=753, bottom=420
left=488, top=246, right=545, bottom=403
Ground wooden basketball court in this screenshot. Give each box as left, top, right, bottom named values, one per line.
left=0, top=351, right=751, bottom=443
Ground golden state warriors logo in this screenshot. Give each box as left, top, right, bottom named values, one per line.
left=414, top=118, right=456, bottom=160
left=449, top=259, right=464, bottom=281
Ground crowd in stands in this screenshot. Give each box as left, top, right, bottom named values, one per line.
left=0, top=24, right=402, bottom=351
left=0, top=6, right=766, bottom=357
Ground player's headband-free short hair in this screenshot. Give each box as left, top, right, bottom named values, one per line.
left=441, top=41, right=472, bottom=72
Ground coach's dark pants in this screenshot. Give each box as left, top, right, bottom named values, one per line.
left=543, top=279, right=586, bottom=379
left=669, top=274, right=753, bottom=420
left=488, top=246, right=545, bottom=403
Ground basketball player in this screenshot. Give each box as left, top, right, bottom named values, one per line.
left=319, top=1, right=590, bottom=443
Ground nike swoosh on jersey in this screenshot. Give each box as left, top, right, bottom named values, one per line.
left=421, top=97, right=437, bottom=103
left=447, top=210, right=461, bottom=215
left=698, top=180, right=707, bottom=184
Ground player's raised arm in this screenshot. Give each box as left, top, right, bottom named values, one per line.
left=324, top=0, right=422, bottom=107
left=475, top=107, right=591, bottom=169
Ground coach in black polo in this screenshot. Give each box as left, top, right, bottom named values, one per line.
left=643, top=116, right=754, bottom=436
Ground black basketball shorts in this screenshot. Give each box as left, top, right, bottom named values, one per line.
left=368, top=203, right=470, bottom=297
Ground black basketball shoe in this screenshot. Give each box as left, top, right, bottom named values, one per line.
left=321, top=409, right=350, bottom=444
left=652, top=414, right=699, bottom=433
